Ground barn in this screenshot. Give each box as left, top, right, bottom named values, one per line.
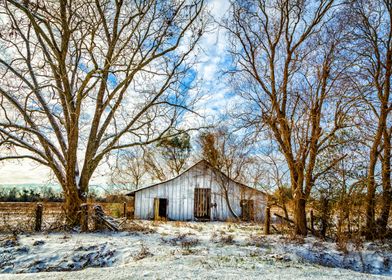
left=128, top=160, right=267, bottom=222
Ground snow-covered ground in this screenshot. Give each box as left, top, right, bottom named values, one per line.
left=0, top=221, right=391, bottom=279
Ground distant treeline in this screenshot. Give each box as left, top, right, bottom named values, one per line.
left=0, top=187, right=128, bottom=203
left=0, top=187, right=63, bottom=202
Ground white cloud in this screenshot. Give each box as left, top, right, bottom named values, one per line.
left=0, top=161, right=51, bottom=184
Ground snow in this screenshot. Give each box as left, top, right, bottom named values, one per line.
left=0, top=221, right=391, bottom=279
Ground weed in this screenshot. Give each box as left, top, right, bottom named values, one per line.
left=134, top=243, right=153, bottom=260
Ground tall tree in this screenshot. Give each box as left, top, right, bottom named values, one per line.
left=0, top=0, right=206, bottom=225
left=224, top=0, right=351, bottom=235
left=346, top=0, right=392, bottom=239
left=198, top=128, right=256, bottom=219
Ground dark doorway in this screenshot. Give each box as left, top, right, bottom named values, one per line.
left=154, top=198, right=168, bottom=220
left=241, top=199, right=255, bottom=221
left=194, top=188, right=211, bottom=220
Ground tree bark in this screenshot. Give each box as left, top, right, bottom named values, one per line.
left=293, top=195, right=307, bottom=236
left=291, top=168, right=308, bottom=236
left=64, top=184, right=86, bottom=226
left=365, top=120, right=385, bottom=239
left=376, top=128, right=391, bottom=236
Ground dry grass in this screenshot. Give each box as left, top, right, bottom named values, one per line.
left=120, top=220, right=156, bottom=233
left=134, top=243, right=153, bottom=260
left=246, top=235, right=267, bottom=247
left=220, top=234, right=235, bottom=244
left=0, top=202, right=133, bottom=233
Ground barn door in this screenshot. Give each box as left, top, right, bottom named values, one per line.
left=154, top=198, right=168, bottom=221
left=241, top=199, right=255, bottom=221
left=194, top=188, right=211, bottom=220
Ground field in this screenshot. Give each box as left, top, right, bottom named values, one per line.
left=0, top=220, right=392, bottom=279
left=0, top=203, right=391, bottom=279
left=0, top=202, right=132, bottom=232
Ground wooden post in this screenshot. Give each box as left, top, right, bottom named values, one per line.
left=310, top=209, right=315, bottom=235
left=34, top=203, right=43, bottom=232
left=93, top=205, right=104, bottom=231
left=264, top=206, right=271, bottom=235
left=123, top=202, right=127, bottom=218
left=154, top=198, right=159, bottom=221
left=93, top=205, right=119, bottom=231
left=80, top=204, right=89, bottom=232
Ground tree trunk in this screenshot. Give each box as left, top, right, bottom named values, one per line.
left=294, top=195, right=307, bottom=236
left=320, top=195, right=329, bottom=239
left=365, top=46, right=391, bottom=239
left=64, top=185, right=86, bottom=227
left=365, top=133, right=382, bottom=240
left=310, top=210, right=315, bottom=235
left=291, top=170, right=307, bottom=236
left=376, top=128, right=391, bottom=236
left=224, top=186, right=240, bottom=220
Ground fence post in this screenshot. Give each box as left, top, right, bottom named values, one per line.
left=310, top=209, right=315, bottom=235
left=80, top=203, right=89, bottom=232
left=264, top=206, right=271, bottom=235
left=93, top=205, right=104, bottom=231
left=123, top=202, right=127, bottom=218
left=34, top=203, right=43, bottom=232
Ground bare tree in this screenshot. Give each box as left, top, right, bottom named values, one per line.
left=259, top=148, right=291, bottom=220
left=224, top=0, right=353, bottom=235
left=0, top=0, right=206, bottom=225
left=198, top=128, right=256, bottom=219
left=110, top=148, right=147, bottom=191
left=345, top=0, right=392, bottom=239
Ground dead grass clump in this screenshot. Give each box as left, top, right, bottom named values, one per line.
left=0, top=212, right=34, bottom=234
left=161, top=233, right=199, bottom=249
left=134, top=243, right=153, bottom=261
left=220, top=233, right=235, bottom=245
left=32, top=240, right=45, bottom=246
left=0, top=233, right=19, bottom=248
left=45, top=211, right=68, bottom=232
left=336, top=235, right=349, bottom=254
left=161, top=233, right=187, bottom=245
left=121, top=220, right=156, bottom=233
left=210, top=231, right=219, bottom=243
left=187, top=223, right=204, bottom=232
left=181, top=237, right=199, bottom=249
left=173, top=221, right=190, bottom=228
left=284, top=232, right=305, bottom=244
left=246, top=235, right=267, bottom=247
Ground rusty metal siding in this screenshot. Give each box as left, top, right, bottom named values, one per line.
left=134, top=161, right=266, bottom=221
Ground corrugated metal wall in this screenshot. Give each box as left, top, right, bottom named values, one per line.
left=134, top=161, right=266, bottom=221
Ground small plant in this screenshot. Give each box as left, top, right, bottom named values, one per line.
left=181, top=237, right=199, bottom=250
left=336, top=235, right=349, bottom=254
left=106, top=204, right=123, bottom=218
left=121, top=220, right=155, bottom=233
left=0, top=233, right=19, bottom=248
left=246, top=235, right=267, bottom=247
left=134, top=243, right=153, bottom=261
left=210, top=231, right=219, bottom=243
left=220, top=234, right=235, bottom=244
left=285, top=232, right=305, bottom=244
left=174, top=221, right=183, bottom=227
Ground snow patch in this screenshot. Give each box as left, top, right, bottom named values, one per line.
left=0, top=221, right=391, bottom=279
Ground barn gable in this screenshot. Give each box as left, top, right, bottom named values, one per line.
left=128, top=160, right=267, bottom=222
